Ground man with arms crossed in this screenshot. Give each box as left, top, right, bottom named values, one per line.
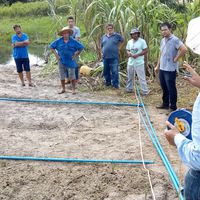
left=12, top=25, right=33, bottom=87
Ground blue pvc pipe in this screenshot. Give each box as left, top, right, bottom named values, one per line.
left=0, top=97, right=142, bottom=107
left=136, top=87, right=180, bottom=185
left=138, top=108, right=184, bottom=200
left=138, top=108, right=180, bottom=193
left=143, top=107, right=179, bottom=183
left=0, top=156, right=155, bottom=164
left=135, top=85, right=184, bottom=200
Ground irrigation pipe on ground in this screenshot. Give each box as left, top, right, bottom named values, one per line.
left=0, top=156, right=154, bottom=165
left=0, top=97, right=142, bottom=107
left=135, top=84, right=184, bottom=200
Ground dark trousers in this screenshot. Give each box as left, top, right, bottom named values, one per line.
left=184, top=169, right=200, bottom=200
left=159, top=69, right=177, bottom=110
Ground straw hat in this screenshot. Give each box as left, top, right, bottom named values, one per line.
left=58, top=26, right=73, bottom=36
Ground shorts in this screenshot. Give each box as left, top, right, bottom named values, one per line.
left=14, top=58, right=30, bottom=73
left=67, top=68, right=76, bottom=80
left=59, top=61, right=76, bottom=80
left=58, top=61, right=66, bottom=80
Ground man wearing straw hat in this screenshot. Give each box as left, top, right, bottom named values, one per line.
left=50, top=27, right=84, bottom=94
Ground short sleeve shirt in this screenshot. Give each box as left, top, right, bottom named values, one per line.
left=126, top=38, right=147, bottom=66
left=12, top=33, right=29, bottom=59
left=160, top=34, right=183, bottom=71
left=71, top=26, right=81, bottom=39
left=50, top=37, right=84, bottom=68
left=101, top=32, right=124, bottom=59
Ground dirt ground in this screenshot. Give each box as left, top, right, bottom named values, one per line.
left=0, top=65, right=186, bottom=200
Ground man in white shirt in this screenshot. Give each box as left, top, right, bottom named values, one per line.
left=126, top=28, right=149, bottom=95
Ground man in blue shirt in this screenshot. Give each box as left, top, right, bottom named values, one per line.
left=50, top=27, right=84, bottom=94
left=155, top=22, right=187, bottom=111
left=66, top=16, right=81, bottom=83
left=12, top=24, right=33, bottom=87
left=165, top=62, right=200, bottom=199
left=101, top=24, right=124, bottom=89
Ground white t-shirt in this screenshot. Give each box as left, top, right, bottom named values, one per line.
left=126, top=38, right=147, bottom=66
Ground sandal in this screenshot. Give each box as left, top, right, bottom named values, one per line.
left=58, top=90, right=65, bottom=94
left=29, top=83, right=35, bottom=87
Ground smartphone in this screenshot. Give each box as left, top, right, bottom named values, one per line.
left=179, top=71, right=192, bottom=78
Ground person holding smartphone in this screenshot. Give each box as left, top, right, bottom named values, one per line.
left=165, top=62, right=200, bottom=199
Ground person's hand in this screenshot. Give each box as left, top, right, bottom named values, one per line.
left=55, top=54, right=60, bottom=61
left=154, top=65, right=159, bottom=73
left=183, top=61, right=200, bottom=88
left=132, top=54, right=139, bottom=59
left=164, top=121, right=180, bottom=146
left=173, top=56, right=178, bottom=63
left=127, top=52, right=132, bottom=58
left=72, top=51, right=79, bottom=60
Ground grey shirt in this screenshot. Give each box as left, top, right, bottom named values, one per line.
left=71, top=26, right=81, bottom=39
left=160, top=34, right=183, bottom=71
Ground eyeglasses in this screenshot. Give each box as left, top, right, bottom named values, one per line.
left=107, top=27, right=113, bottom=30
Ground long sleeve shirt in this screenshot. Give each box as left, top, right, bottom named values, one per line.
left=174, top=93, right=200, bottom=170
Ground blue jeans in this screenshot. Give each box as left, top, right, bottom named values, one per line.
left=159, top=69, right=177, bottom=109
left=184, top=169, right=200, bottom=199
left=103, top=58, right=119, bottom=88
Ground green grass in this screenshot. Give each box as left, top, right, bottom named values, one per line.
left=0, top=0, right=102, bottom=64
left=0, top=16, right=66, bottom=43
left=0, top=0, right=68, bottom=18
left=0, top=15, right=97, bottom=64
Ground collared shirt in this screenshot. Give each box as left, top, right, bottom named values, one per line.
left=160, top=34, right=183, bottom=71
left=50, top=36, right=84, bottom=68
left=12, top=33, right=29, bottom=59
left=71, top=26, right=81, bottom=39
left=174, top=93, right=200, bottom=170
left=101, top=32, right=124, bottom=59
left=126, top=38, right=147, bottom=66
